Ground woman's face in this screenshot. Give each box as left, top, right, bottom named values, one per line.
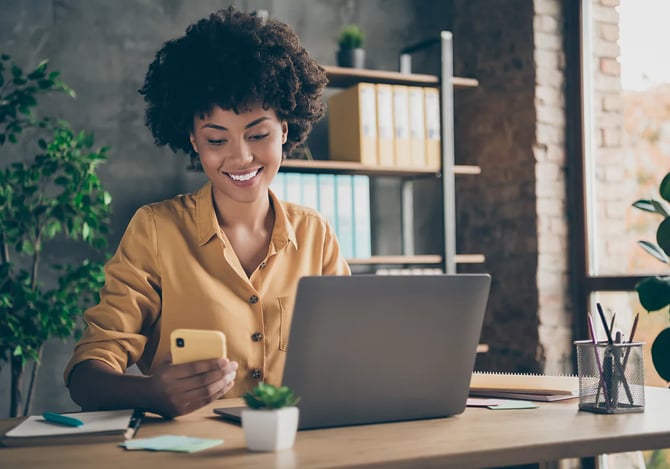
left=190, top=104, right=287, bottom=205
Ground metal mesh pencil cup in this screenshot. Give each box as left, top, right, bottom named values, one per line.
left=574, top=340, right=645, bottom=414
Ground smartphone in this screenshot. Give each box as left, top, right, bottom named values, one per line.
left=170, top=328, right=227, bottom=365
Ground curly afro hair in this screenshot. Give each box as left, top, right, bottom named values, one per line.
left=139, top=7, right=327, bottom=156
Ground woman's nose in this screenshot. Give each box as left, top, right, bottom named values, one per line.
left=227, top=139, right=253, bottom=164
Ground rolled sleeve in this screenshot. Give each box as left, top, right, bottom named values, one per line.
left=64, top=206, right=162, bottom=385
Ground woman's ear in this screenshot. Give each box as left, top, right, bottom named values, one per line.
left=281, top=122, right=288, bottom=144
left=189, top=132, right=199, bottom=154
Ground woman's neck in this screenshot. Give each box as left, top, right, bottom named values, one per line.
left=212, top=190, right=273, bottom=232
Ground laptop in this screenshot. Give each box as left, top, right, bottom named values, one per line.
left=214, top=274, right=491, bottom=430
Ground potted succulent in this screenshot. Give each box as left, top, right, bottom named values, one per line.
left=632, top=171, right=670, bottom=385
left=241, top=382, right=301, bottom=451
left=336, top=24, right=365, bottom=69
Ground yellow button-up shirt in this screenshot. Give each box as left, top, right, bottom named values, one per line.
left=64, top=182, right=350, bottom=397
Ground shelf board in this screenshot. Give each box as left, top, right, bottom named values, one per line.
left=455, top=254, right=486, bottom=264
left=346, top=255, right=442, bottom=265
left=345, top=254, right=485, bottom=265
left=324, top=65, right=479, bottom=89
left=281, top=159, right=481, bottom=177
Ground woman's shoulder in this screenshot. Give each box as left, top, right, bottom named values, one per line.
left=133, top=191, right=200, bottom=223
left=280, top=200, right=327, bottom=224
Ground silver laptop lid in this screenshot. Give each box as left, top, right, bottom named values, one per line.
left=282, top=274, right=491, bottom=430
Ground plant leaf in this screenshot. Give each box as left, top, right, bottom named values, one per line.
left=657, top=217, right=670, bottom=256
left=661, top=173, right=670, bottom=203
left=635, top=276, right=670, bottom=311
left=651, top=327, right=670, bottom=381
left=638, top=240, right=670, bottom=264
left=652, top=200, right=670, bottom=218
left=632, top=199, right=657, bottom=213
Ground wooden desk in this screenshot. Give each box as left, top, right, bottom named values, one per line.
left=3, top=387, right=670, bottom=468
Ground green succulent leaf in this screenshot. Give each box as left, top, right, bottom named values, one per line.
left=635, top=276, right=670, bottom=312
left=651, top=327, right=670, bottom=382
left=242, top=382, right=301, bottom=409
left=638, top=240, right=669, bottom=264
left=660, top=173, right=670, bottom=203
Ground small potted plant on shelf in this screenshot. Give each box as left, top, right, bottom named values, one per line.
left=632, top=171, right=670, bottom=385
left=336, top=24, right=365, bottom=69
left=241, top=382, right=301, bottom=451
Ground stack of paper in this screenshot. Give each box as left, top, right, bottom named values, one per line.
left=470, top=372, right=579, bottom=402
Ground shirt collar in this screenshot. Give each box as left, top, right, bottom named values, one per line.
left=196, top=182, right=220, bottom=246
left=195, top=182, right=298, bottom=250
left=269, top=189, right=298, bottom=251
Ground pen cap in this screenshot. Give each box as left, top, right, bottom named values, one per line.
left=574, top=340, right=646, bottom=414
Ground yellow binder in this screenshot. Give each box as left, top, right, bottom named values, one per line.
left=424, top=87, right=441, bottom=170
left=375, top=84, right=395, bottom=167
left=408, top=86, right=426, bottom=168
left=392, top=85, right=411, bottom=168
left=328, top=83, right=378, bottom=166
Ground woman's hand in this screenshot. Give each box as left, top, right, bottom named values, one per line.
left=147, top=357, right=238, bottom=418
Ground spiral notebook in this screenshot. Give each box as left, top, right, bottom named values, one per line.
left=469, top=372, right=579, bottom=402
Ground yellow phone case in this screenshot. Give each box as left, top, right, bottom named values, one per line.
left=170, top=328, right=227, bottom=365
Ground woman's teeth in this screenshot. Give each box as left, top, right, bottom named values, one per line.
left=228, top=169, right=259, bottom=181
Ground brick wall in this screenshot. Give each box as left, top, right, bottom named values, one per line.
left=590, top=0, right=629, bottom=275
left=452, top=0, right=572, bottom=374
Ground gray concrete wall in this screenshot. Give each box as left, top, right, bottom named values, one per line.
left=0, top=0, right=453, bottom=417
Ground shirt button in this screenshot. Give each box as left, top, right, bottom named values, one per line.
left=251, top=369, right=263, bottom=380
left=251, top=332, right=263, bottom=342
left=249, top=295, right=259, bottom=304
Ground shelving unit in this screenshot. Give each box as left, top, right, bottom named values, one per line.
left=278, top=32, right=484, bottom=273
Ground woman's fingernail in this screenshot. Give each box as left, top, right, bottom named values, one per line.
left=223, top=371, right=236, bottom=385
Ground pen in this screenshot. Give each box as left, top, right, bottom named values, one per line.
left=42, top=412, right=84, bottom=427
left=596, top=303, right=634, bottom=406
left=587, top=313, right=610, bottom=408
left=622, top=312, right=640, bottom=371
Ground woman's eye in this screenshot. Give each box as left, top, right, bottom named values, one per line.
left=249, top=133, right=270, bottom=141
left=208, top=139, right=227, bottom=145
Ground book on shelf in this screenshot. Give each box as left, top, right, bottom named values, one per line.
left=408, top=86, right=426, bottom=168
left=424, top=87, right=441, bottom=170
left=375, top=83, right=395, bottom=167
left=328, top=82, right=378, bottom=165
left=392, top=84, right=412, bottom=167
left=352, top=175, right=371, bottom=258
left=300, top=173, right=319, bottom=210
left=335, top=174, right=355, bottom=259
left=317, top=174, right=338, bottom=233
left=284, top=172, right=302, bottom=205
left=1, top=409, right=142, bottom=447
left=270, top=172, right=286, bottom=200
left=469, top=371, right=579, bottom=402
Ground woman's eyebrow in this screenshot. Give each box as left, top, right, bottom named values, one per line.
left=200, top=116, right=271, bottom=131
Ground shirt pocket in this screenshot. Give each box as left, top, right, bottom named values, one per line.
left=278, top=296, right=294, bottom=351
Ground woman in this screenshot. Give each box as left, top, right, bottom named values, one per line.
left=65, top=7, right=350, bottom=418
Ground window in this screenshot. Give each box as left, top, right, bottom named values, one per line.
left=575, top=0, right=670, bottom=386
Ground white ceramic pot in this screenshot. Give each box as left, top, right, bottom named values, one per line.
left=241, top=406, right=299, bottom=452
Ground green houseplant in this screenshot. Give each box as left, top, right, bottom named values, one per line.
left=632, top=171, right=670, bottom=384
left=336, top=24, right=365, bottom=69
left=0, top=54, right=112, bottom=417
left=241, top=382, right=300, bottom=451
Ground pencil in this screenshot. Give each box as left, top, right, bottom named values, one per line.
left=587, top=313, right=610, bottom=408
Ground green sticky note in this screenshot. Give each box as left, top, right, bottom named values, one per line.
left=121, top=435, right=223, bottom=453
